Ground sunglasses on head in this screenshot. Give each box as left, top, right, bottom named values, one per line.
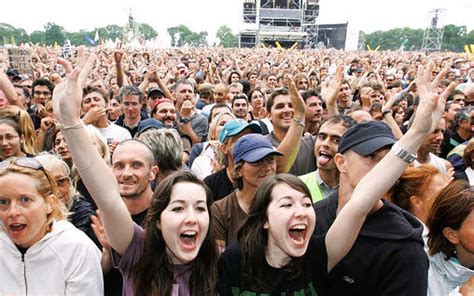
left=0, top=157, right=55, bottom=189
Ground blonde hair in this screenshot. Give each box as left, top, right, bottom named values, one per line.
left=0, top=105, right=38, bottom=155
left=208, top=111, right=236, bottom=141
left=0, top=162, right=69, bottom=232
left=35, top=152, right=77, bottom=210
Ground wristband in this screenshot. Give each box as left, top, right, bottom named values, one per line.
left=390, top=142, right=416, bottom=164
left=58, top=121, right=84, bottom=130
left=293, top=118, right=305, bottom=127
left=382, top=109, right=392, bottom=117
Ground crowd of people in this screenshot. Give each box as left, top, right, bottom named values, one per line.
left=0, top=45, right=473, bottom=295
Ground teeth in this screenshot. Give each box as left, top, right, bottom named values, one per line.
left=182, top=230, right=197, bottom=236
left=11, top=223, right=23, bottom=227
left=291, top=224, right=306, bottom=230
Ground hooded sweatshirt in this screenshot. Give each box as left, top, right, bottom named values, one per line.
left=314, top=188, right=429, bottom=295
left=0, top=220, right=103, bottom=295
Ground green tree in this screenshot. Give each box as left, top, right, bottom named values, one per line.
left=104, top=24, right=123, bottom=40
left=442, top=24, right=467, bottom=52
left=216, top=25, right=238, bottom=48
left=167, top=25, right=208, bottom=47
left=44, top=22, right=65, bottom=45
left=139, top=23, right=158, bottom=40
left=0, top=23, right=29, bottom=45
left=29, top=30, right=46, bottom=45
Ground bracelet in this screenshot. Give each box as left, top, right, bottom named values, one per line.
left=390, top=142, right=417, bottom=164
left=76, top=156, right=98, bottom=171
left=293, top=117, right=305, bottom=127
left=382, top=109, right=392, bottom=116
left=58, top=121, right=84, bottom=130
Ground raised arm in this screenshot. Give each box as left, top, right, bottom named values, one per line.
left=321, top=65, right=344, bottom=116
left=52, top=47, right=134, bottom=255
left=275, top=78, right=305, bottom=173
left=325, top=61, right=456, bottom=272
left=0, top=69, right=23, bottom=109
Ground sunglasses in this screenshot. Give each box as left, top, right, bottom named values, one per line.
left=0, top=157, right=55, bottom=189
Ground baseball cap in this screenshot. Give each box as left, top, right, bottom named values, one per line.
left=6, top=68, right=21, bottom=81
left=338, top=121, right=396, bottom=156
left=233, top=134, right=283, bottom=164
left=137, top=118, right=166, bottom=135
left=219, top=119, right=262, bottom=143
left=147, top=87, right=165, bottom=98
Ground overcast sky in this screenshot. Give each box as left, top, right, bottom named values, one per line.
left=2, top=0, right=473, bottom=47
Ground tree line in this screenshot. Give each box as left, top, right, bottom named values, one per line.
left=363, top=24, right=474, bottom=52
left=0, top=22, right=239, bottom=48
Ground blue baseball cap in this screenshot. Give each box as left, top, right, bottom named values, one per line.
left=233, top=134, right=283, bottom=164
left=219, top=119, right=262, bottom=143
left=338, top=121, right=396, bottom=156
left=137, top=118, right=166, bottom=135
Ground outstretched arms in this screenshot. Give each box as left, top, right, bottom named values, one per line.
left=52, top=47, right=134, bottom=255
left=325, top=61, right=456, bottom=272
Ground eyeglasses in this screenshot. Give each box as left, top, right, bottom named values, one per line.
left=123, top=101, right=140, bottom=107
left=0, top=157, right=55, bottom=189
left=34, top=91, right=51, bottom=96
left=0, top=134, right=19, bottom=142
left=55, top=176, right=70, bottom=187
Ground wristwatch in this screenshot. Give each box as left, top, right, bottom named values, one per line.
left=391, top=142, right=417, bottom=164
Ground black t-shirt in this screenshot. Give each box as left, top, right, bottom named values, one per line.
left=203, top=169, right=234, bottom=201
left=217, top=236, right=329, bottom=295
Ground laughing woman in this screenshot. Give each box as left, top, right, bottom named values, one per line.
left=217, top=61, right=456, bottom=295
left=52, top=49, right=217, bottom=295
left=0, top=157, right=103, bottom=295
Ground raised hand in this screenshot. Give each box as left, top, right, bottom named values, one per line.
left=413, top=61, right=455, bottom=135
left=52, top=46, right=96, bottom=126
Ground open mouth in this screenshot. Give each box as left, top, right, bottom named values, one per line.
left=179, top=230, right=198, bottom=249
left=9, top=223, right=26, bottom=236
left=288, top=224, right=307, bottom=246
left=318, top=151, right=333, bottom=166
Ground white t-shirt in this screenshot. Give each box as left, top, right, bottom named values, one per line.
left=97, top=123, right=132, bottom=143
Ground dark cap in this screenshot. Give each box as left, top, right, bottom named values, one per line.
left=137, top=118, right=166, bottom=135
left=233, top=134, right=283, bottom=164
left=338, top=121, right=396, bottom=156
left=6, top=68, right=21, bottom=81
left=147, top=87, right=165, bottom=98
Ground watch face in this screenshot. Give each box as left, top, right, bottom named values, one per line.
left=180, top=118, right=190, bottom=124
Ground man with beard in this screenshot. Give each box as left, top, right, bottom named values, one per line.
left=302, top=89, right=324, bottom=135
left=337, top=80, right=355, bottom=114
left=414, top=118, right=451, bottom=174
left=299, top=115, right=356, bottom=202
left=151, top=98, right=192, bottom=163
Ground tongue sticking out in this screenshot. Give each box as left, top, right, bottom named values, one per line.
left=318, top=155, right=331, bottom=166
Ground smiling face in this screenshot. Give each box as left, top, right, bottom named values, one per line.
left=0, top=173, right=52, bottom=248
left=269, top=94, right=294, bottom=132
left=159, top=182, right=209, bottom=264
left=153, top=102, right=177, bottom=128
left=264, top=183, right=315, bottom=265
left=0, top=123, right=23, bottom=159
left=238, top=155, right=277, bottom=189
left=112, top=143, right=155, bottom=199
